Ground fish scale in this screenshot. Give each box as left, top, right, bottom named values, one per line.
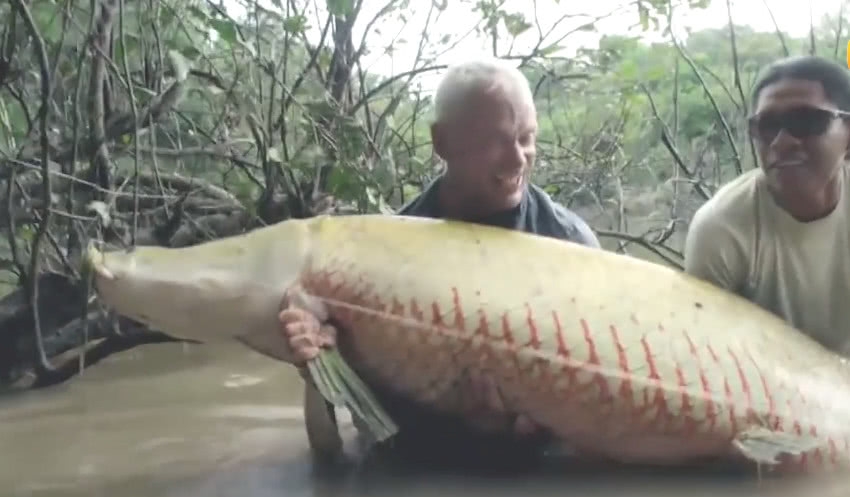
left=84, top=214, right=850, bottom=474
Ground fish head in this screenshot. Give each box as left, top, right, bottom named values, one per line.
left=82, top=218, right=315, bottom=363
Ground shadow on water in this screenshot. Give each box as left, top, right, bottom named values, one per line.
left=0, top=342, right=848, bottom=497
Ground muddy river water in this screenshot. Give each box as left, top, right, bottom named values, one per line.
left=1, top=342, right=849, bottom=497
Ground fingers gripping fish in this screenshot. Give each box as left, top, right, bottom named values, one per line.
left=84, top=214, right=850, bottom=474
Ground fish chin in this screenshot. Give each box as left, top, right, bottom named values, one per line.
left=83, top=218, right=314, bottom=356
left=89, top=257, right=263, bottom=343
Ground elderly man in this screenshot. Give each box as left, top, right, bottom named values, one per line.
left=280, top=58, right=600, bottom=471
left=684, top=55, right=850, bottom=354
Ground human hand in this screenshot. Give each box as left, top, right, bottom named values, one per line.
left=278, top=286, right=336, bottom=366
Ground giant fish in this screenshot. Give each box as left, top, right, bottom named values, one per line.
left=83, top=214, right=850, bottom=474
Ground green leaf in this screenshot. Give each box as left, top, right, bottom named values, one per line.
left=538, top=43, right=566, bottom=57
left=637, top=4, right=650, bottom=31
left=620, top=59, right=639, bottom=80
left=644, top=64, right=667, bottom=82
left=326, top=0, right=353, bottom=17
left=158, top=7, right=177, bottom=28
left=187, top=6, right=209, bottom=21
left=326, top=166, right=360, bottom=199
left=502, top=13, right=531, bottom=37
left=30, top=0, right=62, bottom=44
left=282, top=15, right=308, bottom=34
left=180, top=46, right=202, bottom=59
left=209, top=18, right=238, bottom=43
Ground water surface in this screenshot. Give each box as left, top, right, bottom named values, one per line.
left=0, top=342, right=846, bottom=497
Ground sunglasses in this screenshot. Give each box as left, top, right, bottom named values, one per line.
left=747, top=106, right=850, bottom=142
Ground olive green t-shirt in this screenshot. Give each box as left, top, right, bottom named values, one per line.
left=684, top=164, right=850, bottom=354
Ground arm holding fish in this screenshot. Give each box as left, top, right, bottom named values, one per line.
left=278, top=289, right=543, bottom=436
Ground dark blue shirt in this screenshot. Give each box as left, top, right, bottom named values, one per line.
left=398, top=177, right=601, bottom=248
left=361, top=177, right=600, bottom=472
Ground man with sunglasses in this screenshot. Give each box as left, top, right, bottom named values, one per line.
left=684, top=55, right=850, bottom=355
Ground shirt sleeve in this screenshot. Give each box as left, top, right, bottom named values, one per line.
left=683, top=203, right=748, bottom=293
left=551, top=202, right=602, bottom=248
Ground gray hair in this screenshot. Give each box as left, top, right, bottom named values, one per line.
left=433, top=58, right=534, bottom=124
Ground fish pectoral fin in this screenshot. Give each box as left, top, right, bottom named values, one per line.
left=732, top=426, right=824, bottom=465
left=304, top=380, right=344, bottom=463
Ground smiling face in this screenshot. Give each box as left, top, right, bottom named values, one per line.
left=431, top=77, right=538, bottom=216
left=749, top=78, right=850, bottom=217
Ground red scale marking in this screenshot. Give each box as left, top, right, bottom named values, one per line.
left=609, top=325, right=634, bottom=406
left=501, top=312, right=515, bottom=345
left=723, top=378, right=738, bottom=432
left=700, top=343, right=724, bottom=434
left=699, top=370, right=718, bottom=433
left=681, top=331, right=716, bottom=433
left=500, top=312, right=525, bottom=373
left=648, top=390, right=673, bottom=428
left=637, top=337, right=671, bottom=427
left=524, top=304, right=542, bottom=350
left=727, top=348, right=755, bottom=421
left=828, top=438, right=838, bottom=466
left=741, top=348, right=778, bottom=429
left=410, top=299, right=424, bottom=321
left=572, top=320, right=611, bottom=404
left=373, top=294, right=387, bottom=313
left=323, top=270, right=345, bottom=294
left=475, top=310, right=491, bottom=338
left=580, top=319, right=600, bottom=365
left=792, top=420, right=803, bottom=465
left=675, top=365, right=697, bottom=433
left=808, top=425, right=821, bottom=464
left=646, top=324, right=679, bottom=426
left=550, top=312, right=580, bottom=394
left=451, top=287, right=466, bottom=332
left=390, top=297, right=405, bottom=316
left=408, top=298, right=428, bottom=346
left=431, top=301, right=445, bottom=329
left=706, top=344, right=720, bottom=363
left=812, top=440, right=826, bottom=467
left=553, top=312, right=569, bottom=357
